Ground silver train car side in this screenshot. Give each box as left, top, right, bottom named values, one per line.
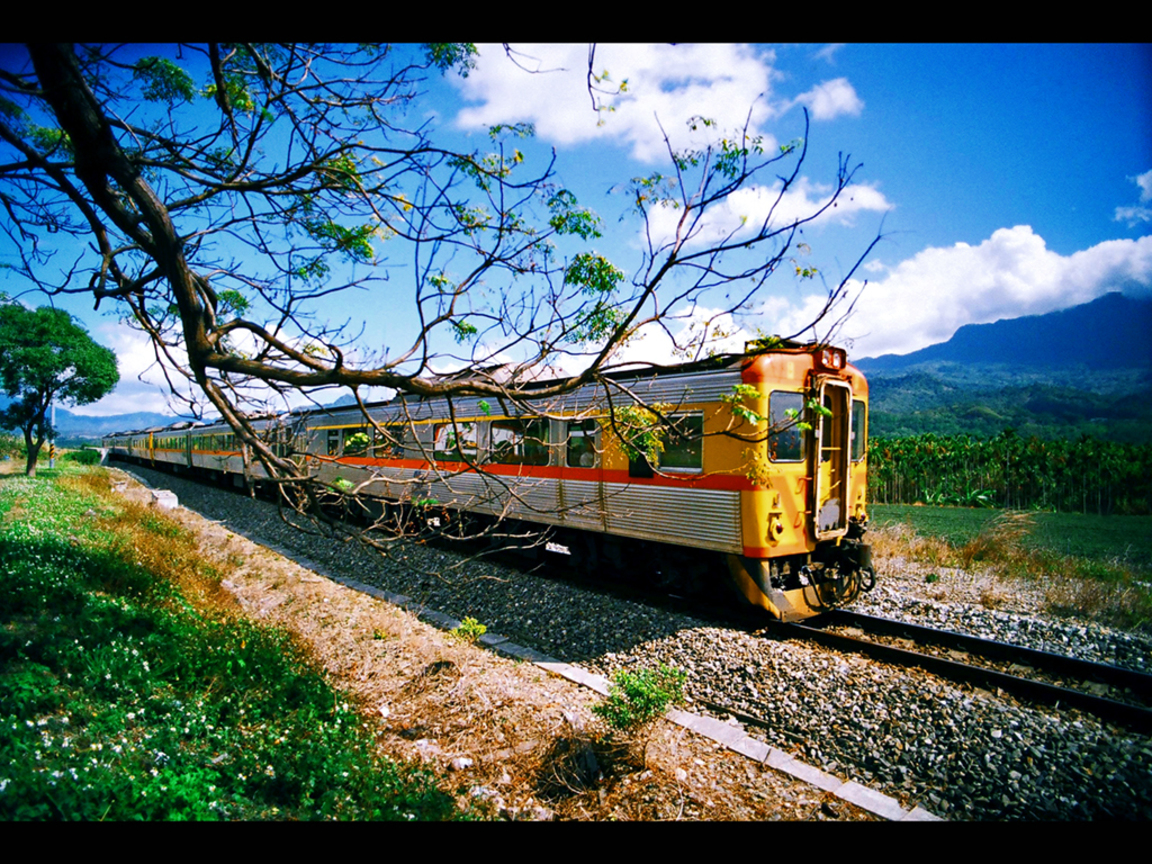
left=104, top=344, right=874, bottom=620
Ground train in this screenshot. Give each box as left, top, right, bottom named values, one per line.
left=103, top=340, right=874, bottom=620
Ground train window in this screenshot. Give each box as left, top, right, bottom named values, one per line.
left=661, top=413, right=704, bottom=472
left=433, top=421, right=479, bottom=463
left=490, top=419, right=550, bottom=466
left=566, top=419, right=598, bottom=468
left=851, top=400, right=867, bottom=462
left=768, top=391, right=806, bottom=462
left=371, top=425, right=406, bottom=459
left=343, top=428, right=371, bottom=456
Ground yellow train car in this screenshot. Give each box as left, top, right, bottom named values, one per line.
left=105, top=340, right=873, bottom=620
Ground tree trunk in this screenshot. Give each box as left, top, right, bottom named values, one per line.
left=23, top=428, right=41, bottom=478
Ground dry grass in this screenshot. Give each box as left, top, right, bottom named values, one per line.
left=870, top=521, right=952, bottom=567
left=956, top=512, right=1035, bottom=569
left=60, top=471, right=242, bottom=617
left=92, top=467, right=879, bottom=821
left=873, top=510, right=1152, bottom=632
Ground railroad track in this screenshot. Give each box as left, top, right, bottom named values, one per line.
left=769, top=609, right=1152, bottom=734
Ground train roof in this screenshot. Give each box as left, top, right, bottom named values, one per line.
left=105, top=339, right=855, bottom=437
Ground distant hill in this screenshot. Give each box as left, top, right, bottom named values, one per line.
left=855, top=293, right=1152, bottom=443
left=857, top=292, right=1152, bottom=373
left=0, top=395, right=195, bottom=443
left=1, top=390, right=360, bottom=444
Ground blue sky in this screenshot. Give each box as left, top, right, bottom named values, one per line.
left=3, top=44, right=1150, bottom=416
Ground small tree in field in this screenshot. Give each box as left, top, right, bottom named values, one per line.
left=0, top=299, right=119, bottom=476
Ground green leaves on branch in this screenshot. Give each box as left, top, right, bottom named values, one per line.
left=26, top=125, right=72, bottom=158
left=675, top=116, right=768, bottom=181
left=294, top=257, right=330, bottom=283
left=216, top=289, right=250, bottom=318
left=609, top=403, right=671, bottom=466
left=451, top=319, right=478, bottom=344
left=453, top=204, right=491, bottom=235
left=807, top=398, right=833, bottom=419
left=722, top=384, right=766, bottom=425
left=302, top=219, right=375, bottom=263
left=488, top=123, right=535, bottom=141
left=203, top=72, right=256, bottom=114
left=567, top=302, right=622, bottom=345
left=562, top=252, right=625, bottom=345
left=318, top=154, right=364, bottom=194
left=712, top=131, right=766, bottom=181
left=547, top=190, right=602, bottom=240
left=132, top=57, right=196, bottom=105
left=423, top=44, right=478, bottom=77
left=564, top=253, right=623, bottom=296
left=449, top=150, right=524, bottom=192
left=343, top=432, right=370, bottom=455
left=627, top=172, right=679, bottom=211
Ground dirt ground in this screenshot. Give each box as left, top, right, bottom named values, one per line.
left=101, top=466, right=877, bottom=821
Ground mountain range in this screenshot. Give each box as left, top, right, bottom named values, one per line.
left=854, top=292, right=1152, bottom=442
left=857, top=292, right=1152, bottom=373
left=5, top=292, right=1150, bottom=444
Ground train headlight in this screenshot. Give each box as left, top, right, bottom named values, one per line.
left=816, top=347, right=846, bottom=372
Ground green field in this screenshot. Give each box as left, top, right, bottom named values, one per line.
left=871, top=504, right=1152, bottom=571
left=0, top=466, right=467, bottom=821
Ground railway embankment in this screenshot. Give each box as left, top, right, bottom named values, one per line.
left=115, top=462, right=1152, bottom=820
left=2, top=463, right=885, bottom=821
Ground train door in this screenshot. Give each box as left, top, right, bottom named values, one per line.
left=557, top=417, right=606, bottom=532
left=812, top=378, right=852, bottom=540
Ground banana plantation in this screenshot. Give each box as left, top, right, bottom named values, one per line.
left=867, top=431, right=1152, bottom=515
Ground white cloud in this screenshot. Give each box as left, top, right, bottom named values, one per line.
left=812, top=44, right=845, bottom=65
left=1113, top=169, right=1152, bottom=227
left=1134, top=169, right=1152, bottom=203
left=1115, top=206, right=1151, bottom=226
left=770, top=226, right=1152, bottom=359
left=641, top=177, right=893, bottom=253
left=600, top=306, right=756, bottom=371
left=69, top=322, right=194, bottom=417
left=73, top=323, right=396, bottom=420
left=790, top=78, right=864, bottom=120
left=453, top=44, right=785, bottom=163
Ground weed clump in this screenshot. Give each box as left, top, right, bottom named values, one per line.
left=875, top=507, right=1152, bottom=632
left=593, top=665, right=686, bottom=733
left=535, top=664, right=686, bottom=804
left=451, top=617, right=487, bottom=644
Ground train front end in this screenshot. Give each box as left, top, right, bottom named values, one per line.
left=728, top=343, right=874, bottom=620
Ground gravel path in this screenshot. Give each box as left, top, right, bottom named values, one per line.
left=124, top=465, right=1152, bottom=820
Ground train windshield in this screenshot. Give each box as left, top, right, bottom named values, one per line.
left=851, top=400, right=867, bottom=462
left=768, top=392, right=805, bottom=462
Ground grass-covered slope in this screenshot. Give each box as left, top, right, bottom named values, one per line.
left=0, top=467, right=465, bottom=821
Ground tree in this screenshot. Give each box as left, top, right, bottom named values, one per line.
left=0, top=298, right=119, bottom=476
left=0, top=44, right=875, bottom=534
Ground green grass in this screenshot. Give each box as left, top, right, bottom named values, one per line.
left=871, top=504, right=1001, bottom=547
left=872, top=504, right=1152, bottom=570
left=0, top=467, right=469, bottom=821
left=871, top=503, right=1152, bottom=630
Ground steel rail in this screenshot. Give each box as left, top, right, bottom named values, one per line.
left=773, top=617, right=1152, bottom=734
left=818, top=609, right=1152, bottom=698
